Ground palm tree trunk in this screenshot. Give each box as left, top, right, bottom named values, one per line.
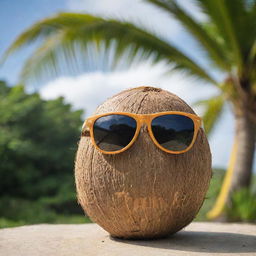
left=207, top=107, right=255, bottom=220
left=230, top=111, right=256, bottom=192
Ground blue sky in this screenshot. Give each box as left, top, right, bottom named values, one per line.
left=1, top=0, right=254, bottom=171
left=0, top=0, right=67, bottom=83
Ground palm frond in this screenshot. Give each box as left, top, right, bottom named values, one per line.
left=2, top=13, right=98, bottom=61
left=19, top=31, right=68, bottom=83
left=248, top=40, right=256, bottom=67
left=223, top=0, right=256, bottom=59
left=146, top=0, right=230, bottom=71
left=193, top=0, right=245, bottom=72
left=195, top=94, right=225, bottom=135
left=3, top=13, right=217, bottom=84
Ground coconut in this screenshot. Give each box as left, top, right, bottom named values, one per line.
left=75, top=86, right=212, bottom=239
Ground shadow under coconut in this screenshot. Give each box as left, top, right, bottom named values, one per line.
left=110, top=231, right=256, bottom=253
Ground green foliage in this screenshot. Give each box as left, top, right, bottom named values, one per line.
left=4, top=0, right=256, bottom=87
left=146, top=0, right=229, bottom=70
left=3, top=13, right=216, bottom=84
left=2, top=0, right=256, bottom=223
left=226, top=188, right=256, bottom=222
left=0, top=81, right=82, bottom=199
left=193, top=0, right=256, bottom=71
left=195, top=168, right=225, bottom=221
left=0, top=81, right=91, bottom=228
left=0, top=196, right=92, bottom=229
left=0, top=218, right=26, bottom=229
left=4, top=0, right=256, bottom=140
left=194, top=94, right=225, bottom=135
left=196, top=169, right=256, bottom=222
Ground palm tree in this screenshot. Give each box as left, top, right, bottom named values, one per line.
left=3, top=0, right=256, bottom=217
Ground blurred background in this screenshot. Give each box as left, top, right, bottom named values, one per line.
left=0, top=0, right=256, bottom=228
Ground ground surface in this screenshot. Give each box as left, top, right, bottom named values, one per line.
left=0, top=222, right=256, bottom=256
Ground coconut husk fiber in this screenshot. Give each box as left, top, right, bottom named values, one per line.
left=75, top=86, right=212, bottom=239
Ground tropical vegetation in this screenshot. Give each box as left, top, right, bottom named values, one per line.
left=0, top=80, right=255, bottom=228
left=3, top=0, right=256, bottom=218
left=0, top=81, right=91, bottom=228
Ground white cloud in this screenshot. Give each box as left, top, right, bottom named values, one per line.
left=40, top=62, right=233, bottom=169
left=40, top=62, right=217, bottom=115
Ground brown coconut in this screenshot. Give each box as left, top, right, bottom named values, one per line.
left=75, top=86, right=212, bottom=239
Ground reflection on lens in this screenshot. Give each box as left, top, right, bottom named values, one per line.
left=93, top=114, right=137, bottom=152
left=151, top=114, right=194, bottom=152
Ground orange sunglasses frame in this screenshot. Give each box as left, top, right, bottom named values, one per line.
left=82, top=111, right=202, bottom=155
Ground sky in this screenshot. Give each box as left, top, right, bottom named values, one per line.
left=1, top=0, right=254, bottom=171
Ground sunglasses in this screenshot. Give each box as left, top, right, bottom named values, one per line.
left=81, top=111, right=202, bottom=154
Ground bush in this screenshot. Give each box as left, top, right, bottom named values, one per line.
left=0, top=81, right=91, bottom=228
left=0, top=81, right=83, bottom=199
left=226, top=188, right=256, bottom=222
left=195, top=168, right=225, bottom=221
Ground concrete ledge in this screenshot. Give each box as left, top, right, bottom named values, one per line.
left=0, top=222, right=256, bottom=256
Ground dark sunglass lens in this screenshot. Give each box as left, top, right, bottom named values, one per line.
left=151, top=114, right=194, bottom=152
left=93, top=114, right=137, bottom=152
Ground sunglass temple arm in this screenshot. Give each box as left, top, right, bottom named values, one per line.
left=81, top=119, right=90, bottom=137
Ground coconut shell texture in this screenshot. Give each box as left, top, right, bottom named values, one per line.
left=75, top=86, right=212, bottom=239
